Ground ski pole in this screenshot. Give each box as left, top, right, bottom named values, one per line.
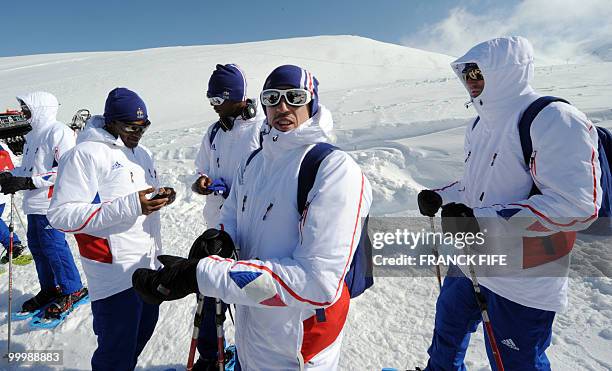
left=464, top=243, right=504, bottom=371
left=429, top=217, right=442, bottom=290
left=11, top=201, right=26, bottom=235
left=215, top=298, right=225, bottom=371
left=7, top=194, right=15, bottom=358
left=186, top=295, right=206, bottom=371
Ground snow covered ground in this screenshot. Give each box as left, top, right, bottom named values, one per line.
left=0, top=35, right=610, bottom=370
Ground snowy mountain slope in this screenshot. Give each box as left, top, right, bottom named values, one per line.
left=0, top=36, right=611, bottom=370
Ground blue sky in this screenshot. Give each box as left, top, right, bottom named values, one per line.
left=0, top=0, right=517, bottom=57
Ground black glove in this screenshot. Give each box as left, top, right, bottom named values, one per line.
left=132, top=255, right=199, bottom=305
left=1, top=176, right=36, bottom=194
left=0, top=172, right=12, bottom=184
left=132, top=229, right=236, bottom=305
left=418, top=190, right=443, bottom=217
left=441, top=202, right=480, bottom=235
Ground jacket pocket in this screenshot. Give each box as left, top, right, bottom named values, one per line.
left=75, top=233, right=112, bottom=263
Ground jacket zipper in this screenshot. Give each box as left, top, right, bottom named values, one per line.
left=530, top=151, right=537, bottom=177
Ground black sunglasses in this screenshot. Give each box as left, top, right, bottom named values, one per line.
left=112, top=119, right=151, bottom=134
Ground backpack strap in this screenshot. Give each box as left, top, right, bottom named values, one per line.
left=209, top=121, right=222, bottom=146
left=297, top=143, right=338, bottom=215
left=518, top=96, right=571, bottom=196
left=297, top=143, right=338, bottom=323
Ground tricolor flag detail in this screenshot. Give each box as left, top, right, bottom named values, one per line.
left=229, top=270, right=286, bottom=307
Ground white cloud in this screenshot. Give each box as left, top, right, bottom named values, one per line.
left=402, top=0, right=612, bottom=63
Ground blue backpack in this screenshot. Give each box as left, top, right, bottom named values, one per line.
left=473, top=96, right=612, bottom=235
left=245, top=142, right=374, bottom=320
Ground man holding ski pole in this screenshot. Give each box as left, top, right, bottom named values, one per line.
left=418, top=36, right=602, bottom=370
left=133, top=65, right=373, bottom=370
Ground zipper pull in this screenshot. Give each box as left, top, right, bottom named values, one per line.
left=465, top=151, right=471, bottom=163
left=490, top=152, right=498, bottom=166
left=130, top=171, right=134, bottom=183
left=530, top=151, right=537, bottom=175
left=262, top=203, right=274, bottom=220
left=241, top=195, right=247, bottom=212
left=217, top=157, right=220, bottom=168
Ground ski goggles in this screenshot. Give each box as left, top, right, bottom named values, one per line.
left=260, top=88, right=312, bottom=107
left=461, top=63, right=484, bottom=81
left=112, top=119, right=151, bottom=134
left=208, top=96, right=225, bottom=106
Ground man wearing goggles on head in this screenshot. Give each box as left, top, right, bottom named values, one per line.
left=132, top=65, right=372, bottom=370
left=417, top=37, right=601, bottom=370
left=193, top=64, right=265, bottom=226
left=0, top=91, right=87, bottom=321
left=191, top=63, right=265, bottom=369
left=48, top=87, right=175, bottom=370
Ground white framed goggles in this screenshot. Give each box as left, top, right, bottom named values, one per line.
left=260, top=88, right=312, bottom=107
left=208, top=96, right=226, bottom=106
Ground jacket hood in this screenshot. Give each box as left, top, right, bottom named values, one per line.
left=16, top=91, right=59, bottom=128
left=78, top=115, right=127, bottom=147
left=451, top=36, right=536, bottom=119
left=261, top=104, right=334, bottom=160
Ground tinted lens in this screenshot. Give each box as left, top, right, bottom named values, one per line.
left=115, top=120, right=151, bottom=134
left=462, top=63, right=483, bottom=81
left=209, top=96, right=225, bottom=106
left=261, top=90, right=281, bottom=106
left=285, top=89, right=310, bottom=106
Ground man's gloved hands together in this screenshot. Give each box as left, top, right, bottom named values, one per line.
left=417, top=190, right=443, bottom=217
left=418, top=189, right=480, bottom=234
left=0, top=172, right=36, bottom=194
left=132, top=228, right=236, bottom=305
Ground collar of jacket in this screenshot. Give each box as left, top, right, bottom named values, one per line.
left=77, top=115, right=131, bottom=148
left=261, top=104, right=335, bottom=161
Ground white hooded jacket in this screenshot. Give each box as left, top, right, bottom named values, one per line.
left=195, top=105, right=372, bottom=370
left=194, top=101, right=266, bottom=227
left=12, top=92, right=76, bottom=215
left=48, top=116, right=162, bottom=301
left=436, top=37, right=601, bottom=312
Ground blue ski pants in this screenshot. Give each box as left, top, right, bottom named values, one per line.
left=27, top=214, right=82, bottom=294
left=0, top=203, right=22, bottom=248
left=91, top=287, right=159, bottom=371
left=425, top=267, right=556, bottom=371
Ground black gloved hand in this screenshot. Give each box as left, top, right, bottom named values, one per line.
left=132, top=229, right=236, bottom=305
left=418, top=190, right=443, bottom=217
left=0, top=172, right=12, bottom=185
left=189, top=228, right=236, bottom=260
left=441, top=202, right=480, bottom=235
left=1, top=176, right=36, bottom=194
left=132, top=255, right=200, bottom=305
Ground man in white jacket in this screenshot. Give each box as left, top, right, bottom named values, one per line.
left=192, top=63, right=265, bottom=227
left=133, top=65, right=373, bottom=370
left=0, top=91, right=86, bottom=319
left=48, top=88, right=175, bottom=370
left=417, top=37, right=601, bottom=370
left=191, top=64, right=266, bottom=369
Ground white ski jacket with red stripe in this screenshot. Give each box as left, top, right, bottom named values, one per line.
left=48, top=116, right=162, bottom=301
left=194, top=101, right=265, bottom=227
left=435, top=37, right=601, bottom=312
left=195, top=105, right=372, bottom=370
left=12, top=92, right=76, bottom=215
